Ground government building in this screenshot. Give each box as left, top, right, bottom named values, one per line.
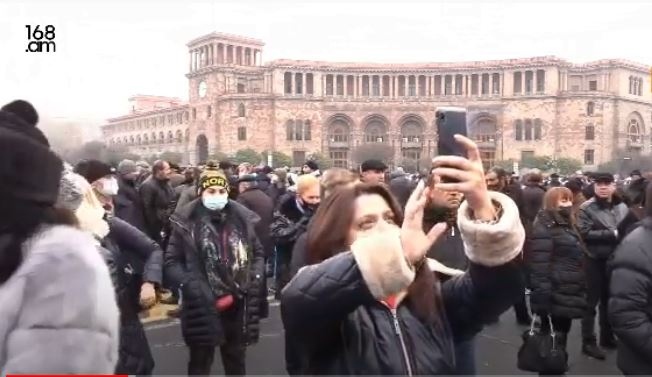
left=101, top=32, right=652, bottom=170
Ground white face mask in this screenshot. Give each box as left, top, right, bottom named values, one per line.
left=97, top=177, right=119, bottom=196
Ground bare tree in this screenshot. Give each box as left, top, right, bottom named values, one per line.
left=352, top=143, right=394, bottom=165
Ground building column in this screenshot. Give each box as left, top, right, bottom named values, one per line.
left=241, top=47, right=245, bottom=66
left=189, top=51, right=193, bottom=72
left=357, top=76, right=362, bottom=96
left=302, top=73, right=306, bottom=95
left=290, top=72, right=295, bottom=95
left=223, top=45, right=228, bottom=64
left=415, top=76, right=419, bottom=97
left=489, top=74, right=494, bottom=96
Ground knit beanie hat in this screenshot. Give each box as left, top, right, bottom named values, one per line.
left=56, top=163, right=86, bottom=211
left=0, top=100, right=62, bottom=205
left=304, top=160, right=319, bottom=171
left=117, top=159, right=138, bottom=176
left=74, top=159, right=115, bottom=184
left=198, top=169, right=229, bottom=194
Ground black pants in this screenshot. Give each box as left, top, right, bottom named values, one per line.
left=514, top=290, right=531, bottom=322
left=275, top=248, right=292, bottom=296
left=187, top=308, right=246, bottom=376
left=581, top=257, right=613, bottom=343
left=541, top=315, right=573, bottom=334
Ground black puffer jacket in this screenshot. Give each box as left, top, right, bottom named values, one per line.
left=282, top=191, right=525, bottom=375
left=102, top=216, right=163, bottom=375
left=609, top=217, right=652, bottom=375
left=577, top=197, right=628, bottom=259
left=164, top=199, right=265, bottom=347
left=526, top=210, right=587, bottom=318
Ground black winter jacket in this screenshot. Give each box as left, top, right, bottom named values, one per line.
left=577, top=197, right=628, bottom=259
left=609, top=217, right=652, bottom=375
left=114, top=177, right=147, bottom=233
left=140, top=177, right=175, bottom=241
left=282, top=191, right=526, bottom=375
left=271, top=194, right=311, bottom=257
left=164, top=199, right=265, bottom=347
left=527, top=210, right=587, bottom=318
left=237, top=187, right=275, bottom=258
left=102, top=216, right=163, bottom=375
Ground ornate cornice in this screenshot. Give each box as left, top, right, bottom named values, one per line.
left=187, top=32, right=265, bottom=48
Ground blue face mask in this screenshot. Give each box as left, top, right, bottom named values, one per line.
left=202, top=194, right=228, bottom=211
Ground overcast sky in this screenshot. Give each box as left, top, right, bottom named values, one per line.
left=1, top=0, right=650, bottom=123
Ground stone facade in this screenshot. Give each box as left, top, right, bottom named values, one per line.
left=102, top=32, right=652, bottom=169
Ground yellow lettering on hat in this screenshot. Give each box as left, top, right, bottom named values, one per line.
left=201, top=176, right=226, bottom=189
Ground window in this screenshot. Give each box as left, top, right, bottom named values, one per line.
left=371, top=76, right=380, bottom=96
left=471, top=74, right=479, bottom=95
left=434, top=75, right=442, bottom=95
left=534, top=119, right=542, bottom=140
left=584, top=149, right=595, bottom=165
left=304, top=120, right=311, bottom=141
left=455, top=75, right=463, bottom=95
left=408, top=76, right=416, bottom=96
left=286, top=120, right=294, bottom=141
left=589, top=80, right=597, bottom=91
left=402, top=150, right=421, bottom=160
left=237, top=83, right=245, bottom=93
left=536, top=70, right=545, bottom=93
left=524, top=119, right=533, bottom=140
left=238, top=127, right=247, bottom=141
left=295, top=73, right=303, bottom=95
left=362, top=76, right=370, bottom=96
left=571, top=85, right=580, bottom=91
left=237, top=103, right=245, bottom=117
left=525, top=71, right=533, bottom=93
left=347, top=75, right=355, bottom=96
left=192, top=108, right=196, bottom=120
left=481, top=73, right=489, bottom=95
left=419, top=75, right=427, bottom=96
left=329, top=150, right=348, bottom=168
left=326, top=75, right=333, bottom=95
left=492, top=73, right=500, bottom=94
left=513, top=72, right=522, bottom=94
left=397, top=76, right=405, bottom=96
left=284, top=72, right=292, bottom=94
left=628, top=119, right=641, bottom=143
left=585, top=124, right=595, bottom=140
left=306, top=73, right=314, bottom=95
left=514, top=120, right=523, bottom=141
left=587, top=101, right=595, bottom=116
left=184, top=111, right=189, bottom=122
left=294, top=120, right=304, bottom=140
left=444, top=75, right=452, bottom=95
left=521, top=150, right=535, bottom=161
left=382, top=76, right=390, bottom=96
left=207, top=105, right=212, bottom=118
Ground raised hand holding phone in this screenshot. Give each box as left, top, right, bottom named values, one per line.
left=432, top=134, right=496, bottom=222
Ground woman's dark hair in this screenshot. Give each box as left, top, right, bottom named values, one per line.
left=0, top=199, right=78, bottom=284
left=306, top=182, right=440, bottom=324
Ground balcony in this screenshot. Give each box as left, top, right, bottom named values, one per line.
left=328, top=139, right=350, bottom=148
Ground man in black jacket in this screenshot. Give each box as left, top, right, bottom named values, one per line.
left=577, top=172, right=628, bottom=359
left=140, top=160, right=175, bottom=246
left=237, top=174, right=274, bottom=318
left=114, top=159, right=148, bottom=232
left=164, top=169, right=265, bottom=376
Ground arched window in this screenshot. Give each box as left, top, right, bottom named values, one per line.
left=176, top=130, right=182, bottom=143
left=136, top=135, right=142, bottom=145
left=144, top=134, right=149, bottom=144
left=401, top=121, right=423, bottom=143
left=304, top=120, right=311, bottom=141
left=514, top=120, right=523, bottom=141
left=167, top=131, right=174, bottom=143
left=628, top=119, right=641, bottom=143
left=365, top=121, right=387, bottom=143
left=238, top=103, right=245, bottom=117
left=185, top=129, right=190, bottom=142
left=329, top=122, right=349, bottom=142
left=286, top=120, right=295, bottom=141
left=534, top=119, right=542, bottom=140
left=524, top=119, right=533, bottom=141
left=129, top=135, right=134, bottom=144
left=151, top=132, right=156, bottom=142
left=159, top=131, right=165, bottom=142
left=294, top=120, right=304, bottom=141
left=587, top=101, right=595, bottom=116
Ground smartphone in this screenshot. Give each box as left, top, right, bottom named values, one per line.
left=435, top=107, right=468, bottom=183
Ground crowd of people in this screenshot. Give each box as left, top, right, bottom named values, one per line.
left=1, top=99, right=651, bottom=376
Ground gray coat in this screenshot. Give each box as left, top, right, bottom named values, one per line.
left=0, top=225, right=120, bottom=374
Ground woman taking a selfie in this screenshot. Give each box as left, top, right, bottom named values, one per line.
left=281, top=135, right=526, bottom=375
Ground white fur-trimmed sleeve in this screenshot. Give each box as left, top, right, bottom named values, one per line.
left=351, top=231, right=415, bottom=299
left=457, top=191, right=525, bottom=267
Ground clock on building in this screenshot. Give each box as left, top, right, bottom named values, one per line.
left=198, top=80, right=207, bottom=98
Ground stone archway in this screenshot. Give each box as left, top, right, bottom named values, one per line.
left=196, top=134, right=209, bottom=164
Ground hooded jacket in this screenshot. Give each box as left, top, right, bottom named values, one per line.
left=281, top=191, right=525, bottom=375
